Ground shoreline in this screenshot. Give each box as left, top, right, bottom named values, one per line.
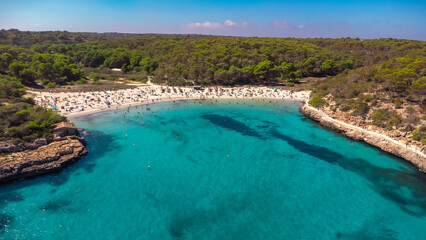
left=29, top=85, right=310, bottom=119
left=300, top=104, right=426, bottom=173
left=30, top=85, right=425, bottom=172
left=66, top=96, right=306, bottom=119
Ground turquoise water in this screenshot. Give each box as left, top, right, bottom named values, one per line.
left=1, top=99, right=426, bottom=240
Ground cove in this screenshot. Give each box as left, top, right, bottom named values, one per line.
left=1, top=99, right=425, bottom=240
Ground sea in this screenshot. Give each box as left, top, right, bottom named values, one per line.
left=1, top=99, right=425, bottom=240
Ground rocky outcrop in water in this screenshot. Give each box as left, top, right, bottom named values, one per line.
left=300, top=105, right=426, bottom=173
left=0, top=136, right=88, bottom=184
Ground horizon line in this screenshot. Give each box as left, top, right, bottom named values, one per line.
left=2, top=28, right=424, bottom=42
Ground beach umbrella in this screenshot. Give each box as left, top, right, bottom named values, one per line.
left=52, top=105, right=57, bottom=110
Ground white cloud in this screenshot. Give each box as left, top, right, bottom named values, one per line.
left=183, top=20, right=305, bottom=31
left=181, top=20, right=318, bottom=38
left=224, top=20, right=237, bottom=27
left=184, top=21, right=223, bottom=29
left=183, top=20, right=243, bottom=29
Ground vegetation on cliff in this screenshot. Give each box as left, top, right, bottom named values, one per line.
left=311, top=57, right=426, bottom=145
left=0, top=75, right=65, bottom=142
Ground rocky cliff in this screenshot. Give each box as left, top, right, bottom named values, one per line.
left=0, top=136, right=88, bottom=184
left=300, top=105, right=426, bottom=173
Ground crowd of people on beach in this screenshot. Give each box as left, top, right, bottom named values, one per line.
left=31, top=86, right=310, bottom=117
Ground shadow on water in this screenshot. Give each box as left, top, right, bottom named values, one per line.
left=0, top=213, right=14, bottom=234
left=335, top=217, right=399, bottom=239
left=38, top=199, right=73, bottom=213
left=0, top=130, right=120, bottom=236
left=0, top=192, right=24, bottom=209
left=200, top=113, right=426, bottom=216
left=202, top=114, right=266, bottom=140
left=80, top=130, right=121, bottom=172
left=41, top=129, right=120, bottom=187
left=168, top=193, right=255, bottom=239
left=270, top=129, right=426, bottom=217
left=0, top=190, right=23, bottom=236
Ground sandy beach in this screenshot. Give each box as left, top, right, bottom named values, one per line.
left=28, top=83, right=425, bottom=161
left=29, top=85, right=311, bottom=119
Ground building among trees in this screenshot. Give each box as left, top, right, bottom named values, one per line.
left=52, top=122, right=78, bottom=137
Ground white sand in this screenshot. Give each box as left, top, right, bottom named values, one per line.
left=29, top=85, right=311, bottom=119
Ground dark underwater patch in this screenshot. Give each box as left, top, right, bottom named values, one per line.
left=185, top=156, right=199, bottom=164
left=0, top=191, right=24, bottom=211
left=39, top=199, right=72, bottom=213
left=0, top=192, right=24, bottom=206
left=46, top=172, right=71, bottom=187
left=167, top=193, right=257, bottom=239
left=0, top=213, right=15, bottom=232
left=270, top=129, right=426, bottom=217
left=202, top=114, right=265, bottom=140
left=335, top=218, right=399, bottom=240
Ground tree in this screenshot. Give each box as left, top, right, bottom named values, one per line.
left=121, top=63, right=132, bottom=73
left=82, top=50, right=105, bottom=68
left=9, top=61, right=26, bottom=78
left=288, top=70, right=303, bottom=83
left=130, top=51, right=143, bottom=68
left=0, top=76, right=26, bottom=99
left=275, top=62, right=297, bottom=80
left=250, top=60, right=276, bottom=82
left=19, top=68, right=37, bottom=84
left=0, top=53, right=13, bottom=72
left=139, top=57, right=158, bottom=75
left=320, top=59, right=337, bottom=76
left=409, top=77, right=426, bottom=105
left=336, top=60, right=354, bottom=72
left=104, top=49, right=130, bottom=68
left=253, top=60, right=274, bottom=77
left=38, top=62, right=54, bottom=79
left=51, top=54, right=84, bottom=83
left=303, top=57, right=317, bottom=76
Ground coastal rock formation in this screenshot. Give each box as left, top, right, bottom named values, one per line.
left=0, top=141, right=21, bottom=153
left=0, top=136, right=88, bottom=184
left=0, top=138, right=49, bottom=153
left=300, top=105, right=426, bottom=172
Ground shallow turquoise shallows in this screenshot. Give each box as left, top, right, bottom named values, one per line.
left=1, top=100, right=426, bottom=240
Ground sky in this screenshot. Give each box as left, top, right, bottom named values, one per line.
left=0, top=0, right=425, bottom=40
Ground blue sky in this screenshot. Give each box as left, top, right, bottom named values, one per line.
left=1, top=0, right=425, bottom=40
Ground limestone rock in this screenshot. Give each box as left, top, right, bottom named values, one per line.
left=34, top=138, right=48, bottom=146
left=0, top=136, right=88, bottom=184
left=0, top=141, right=20, bottom=153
